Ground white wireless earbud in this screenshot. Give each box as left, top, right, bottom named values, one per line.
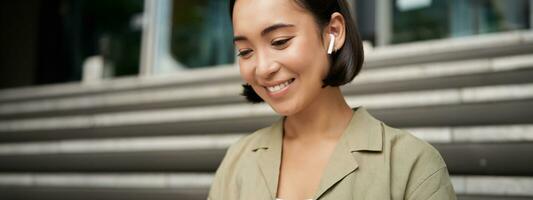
left=327, top=33, right=335, bottom=54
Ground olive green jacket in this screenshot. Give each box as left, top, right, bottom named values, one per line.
left=208, top=107, right=456, bottom=200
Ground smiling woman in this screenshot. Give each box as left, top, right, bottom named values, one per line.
left=208, top=0, right=457, bottom=200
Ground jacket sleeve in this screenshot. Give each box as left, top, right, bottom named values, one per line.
left=207, top=138, right=243, bottom=200
left=406, top=166, right=457, bottom=200
left=391, top=127, right=457, bottom=200
left=207, top=147, right=232, bottom=200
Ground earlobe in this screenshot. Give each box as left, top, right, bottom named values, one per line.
left=327, top=33, right=335, bottom=54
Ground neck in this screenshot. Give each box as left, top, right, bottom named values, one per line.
left=283, top=86, right=353, bottom=140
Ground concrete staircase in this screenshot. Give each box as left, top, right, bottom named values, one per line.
left=1, top=30, right=533, bottom=200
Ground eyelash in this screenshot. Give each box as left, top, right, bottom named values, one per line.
left=271, top=37, right=293, bottom=46
left=237, top=37, right=294, bottom=58
left=237, top=49, right=253, bottom=57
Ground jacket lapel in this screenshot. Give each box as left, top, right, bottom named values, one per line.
left=254, top=117, right=284, bottom=199
left=313, top=107, right=383, bottom=199
left=312, top=137, right=359, bottom=199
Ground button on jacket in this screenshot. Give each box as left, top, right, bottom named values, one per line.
left=208, top=107, right=456, bottom=200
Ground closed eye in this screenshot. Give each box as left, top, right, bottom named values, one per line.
left=237, top=49, right=253, bottom=57
left=271, top=37, right=294, bottom=47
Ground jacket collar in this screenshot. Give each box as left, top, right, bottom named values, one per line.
left=252, top=106, right=384, bottom=199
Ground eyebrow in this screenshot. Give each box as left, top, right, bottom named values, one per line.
left=233, top=23, right=295, bottom=43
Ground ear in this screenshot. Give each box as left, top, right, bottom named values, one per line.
left=324, top=12, right=346, bottom=52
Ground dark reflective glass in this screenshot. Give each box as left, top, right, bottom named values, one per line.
left=170, top=0, right=234, bottom=69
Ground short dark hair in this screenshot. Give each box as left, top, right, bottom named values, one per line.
left=230, top=0, right=364, bottom=103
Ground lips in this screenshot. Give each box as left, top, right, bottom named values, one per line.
left=265, top=78, right=295, bottom=93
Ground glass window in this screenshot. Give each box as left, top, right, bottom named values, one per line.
left=169, top=0, right=234, bottom=69
left=390, top=0, right=531, bottom=44
left=0, top=0, right=143, bottom=89
left=78, top=0, right=144, bottom=78
left=392, top=0, right=450, bottom=44
left=450, top=0, right=531, bottom=37
left=355, top=0, right=377, bottom=44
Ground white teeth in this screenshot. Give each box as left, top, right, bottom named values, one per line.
left=267, top=79, right=292, bottom=93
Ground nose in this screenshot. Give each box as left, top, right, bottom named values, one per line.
left=255, top=51, right=280, bottom=79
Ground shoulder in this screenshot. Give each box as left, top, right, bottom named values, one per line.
left=208, top=122, right=277, bottom=199
left=383, top=123, right=446, bottom=169
left=381, top=123, right=455, bottom=199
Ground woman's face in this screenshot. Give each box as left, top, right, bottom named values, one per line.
left=232, top=0, right=330, bottom=116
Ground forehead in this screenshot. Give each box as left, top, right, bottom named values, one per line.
left=232, top=0, right=315, bottom=35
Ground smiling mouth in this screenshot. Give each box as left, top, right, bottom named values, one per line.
left=266, top=78, right=295, bottom=93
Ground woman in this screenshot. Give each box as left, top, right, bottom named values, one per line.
left=208, top=0, right=456, bottom=199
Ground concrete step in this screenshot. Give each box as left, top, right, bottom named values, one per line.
left=408, top=125, right=533, bottom=143
left=347, top=55, right=533, bottom=95
left=0, top=65, right=241, bottom=104
left=0, top=187, right=208, bottom=200
left=0, top=134, right=238, bottom=172
left=1, top=83, right=532, bottom=141
left=0, top=187, right=530, bottom=200
left=0, top=173, right=531, bottom=199
left=0, top=125, right=532, bottom=175
left=365, top=30, right=533, bottom=68
left=1, top=123, right=531, bottom=155
left=1, top=53, right=532, bottom=120
left=1, top=100, right=532, bottom=142
left=0, top=173, right=210, bottom=200
left=458, top=196, right=533, bottom=200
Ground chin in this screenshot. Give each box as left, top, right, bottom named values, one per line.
left=268, top=101, right=300, bottom=117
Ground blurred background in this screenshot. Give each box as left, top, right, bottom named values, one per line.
left=0, top=0, right=532, bottom=199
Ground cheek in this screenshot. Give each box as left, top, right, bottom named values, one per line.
left=283, top=37, right=329, bottom=79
